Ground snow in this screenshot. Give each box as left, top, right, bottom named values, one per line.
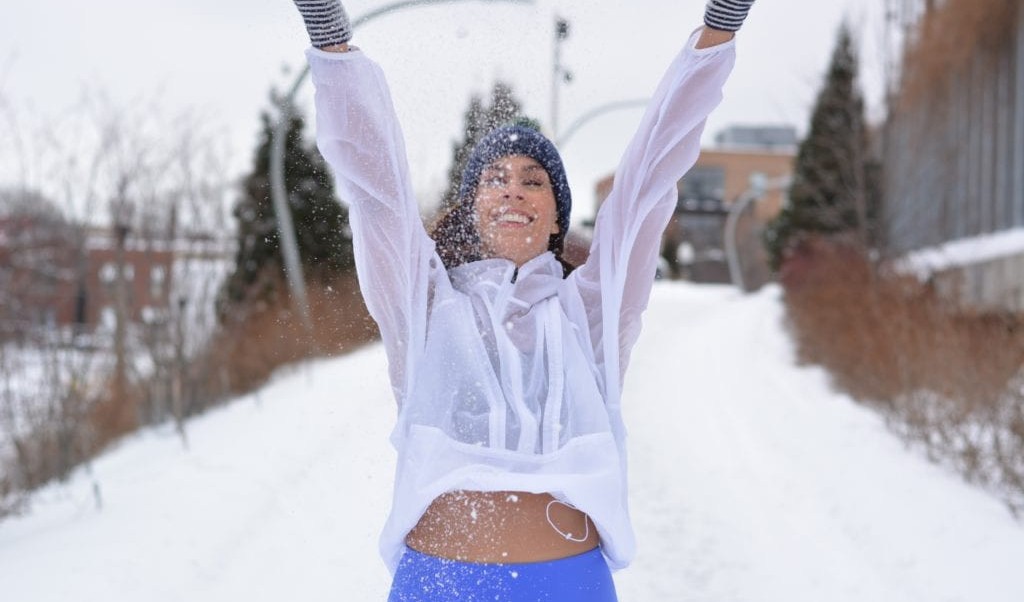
left=0, top=344, right=113, bottom=461
left=2, top=282, right=1023, bottom=601
left=897, top=227, right=1024, bottom=279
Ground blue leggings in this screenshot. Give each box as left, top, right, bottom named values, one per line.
left=387, top=546, right=618, bottom=601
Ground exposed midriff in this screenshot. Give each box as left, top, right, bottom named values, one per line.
left=404, top=490, right=599, bottom=563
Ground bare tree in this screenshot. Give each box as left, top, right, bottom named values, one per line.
left=0, top=86, right=234, bottom=511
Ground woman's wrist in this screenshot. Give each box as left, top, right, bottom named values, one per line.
left=319, top=42, right=352, bottom=53
left=695, top=26, right=736, bottom=49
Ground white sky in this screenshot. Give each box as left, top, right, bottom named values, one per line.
left=0, top=0, right=889, bottom=222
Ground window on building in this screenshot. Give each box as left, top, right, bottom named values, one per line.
left=100, top=306, right=116, bottom=331
left=99, top=262, right=117, bottom=285
left=679, top=166, right=725, bottom=202
left=100, top=262, right=135, bottom=285
left=150, top=265, right=166, bottom=297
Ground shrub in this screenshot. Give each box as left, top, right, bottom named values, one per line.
left=187, top=273, right=377, bottom=412
left=0, top=274, right=377, bottom=519
left=782, top=236, right=1024, bottom=513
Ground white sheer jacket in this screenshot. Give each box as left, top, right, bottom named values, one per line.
left=305, top=30, right=736, bottom=573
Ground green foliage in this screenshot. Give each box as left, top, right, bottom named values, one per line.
left=764, top=25, right=882, bottom=271
left=223, top=107, right=353, bottom=310
left=439, top=82, right=528, bottom=210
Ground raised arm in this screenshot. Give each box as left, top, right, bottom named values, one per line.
left=292, top=0, right=440, bottom=405
left=571, top=1, right=755, bottom=405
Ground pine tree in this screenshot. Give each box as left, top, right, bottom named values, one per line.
left=223, top=108, right=353, bottom=308
left=439, top=82, right=530, bottom=210
left=763, top=24, right=881, bottom=270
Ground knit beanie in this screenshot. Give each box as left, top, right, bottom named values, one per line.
left=458, top=125, right=572, bottom=255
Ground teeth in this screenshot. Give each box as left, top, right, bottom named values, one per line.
left=496, top=213, right=531, bottom=224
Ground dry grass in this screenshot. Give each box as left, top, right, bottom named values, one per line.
left=898, top=0, right=1019, bottom=109
left=0, top=274, right=378, bottom=518
left=782, top=237, right=1024, bottom=513
left=190, top=272, right=378, bottom=407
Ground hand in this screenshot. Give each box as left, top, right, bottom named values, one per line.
left=292, top=0, right=352, bottom=48
left=703, top=0, right=756, bottom=33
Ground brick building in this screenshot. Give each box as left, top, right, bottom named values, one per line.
left=77, top=229, right=176, bottom=331
left=592, top=125, right=796, bottom=286
left=0, top=217, right=211, bottom=342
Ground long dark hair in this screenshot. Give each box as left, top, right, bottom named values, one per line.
left=428, top=200, right=481, bottom=269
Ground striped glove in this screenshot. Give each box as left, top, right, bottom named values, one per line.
left=703, top=0, right=756, bottom=32
left=292, top=0, right=352, bottom=48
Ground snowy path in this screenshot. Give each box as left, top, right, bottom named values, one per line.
left=618, top=285, right=1024, bottom=601
left=1, top=283, right=1023, bottom=601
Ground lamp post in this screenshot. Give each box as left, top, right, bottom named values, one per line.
left=270, top=0, right=535, bottom=336
left=724, top=173, right=791, bottom=291
left=555, top=98, right=649, bottom=147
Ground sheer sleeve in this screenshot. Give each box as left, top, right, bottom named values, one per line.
left=306, top=48, right=440, bottom=406
left=570, top=31, right=736, bottom=406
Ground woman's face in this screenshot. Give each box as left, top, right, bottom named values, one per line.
left=473, top=155, right=560, bottom=267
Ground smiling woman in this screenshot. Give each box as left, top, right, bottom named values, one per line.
left=431, top=124, right=574, bottom=274
left=474, top=155, right=562, bottom=267
left=289, top=0, right=752, bottom=599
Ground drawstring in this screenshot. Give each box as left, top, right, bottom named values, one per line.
left=545, top=499, right=590, bottom=542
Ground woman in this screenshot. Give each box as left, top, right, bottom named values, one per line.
left=290, top=1, right=754, bottom=599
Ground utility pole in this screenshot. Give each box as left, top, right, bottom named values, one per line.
left=111, top=195, right=135, bottom=432
left=551, top=16, right=572, bottom=138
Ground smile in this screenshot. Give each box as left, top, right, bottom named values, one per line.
left=493, top=211, right=535, bottom=225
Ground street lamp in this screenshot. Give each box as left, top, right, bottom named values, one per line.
left=555, top=98, right=649, bottom=147
left=269, top=0, right=535, bottom=336
left=724, top=173, right=791, bottom=291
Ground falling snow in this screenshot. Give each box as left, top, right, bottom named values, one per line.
left=1, top=283, right=1023, bottom=601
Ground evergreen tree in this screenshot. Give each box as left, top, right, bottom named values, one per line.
left=763, top=24, right=881, bottom=270
left=439, top=82, right=530, bottom=210
left=223, top=107, right=353, bottom=308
